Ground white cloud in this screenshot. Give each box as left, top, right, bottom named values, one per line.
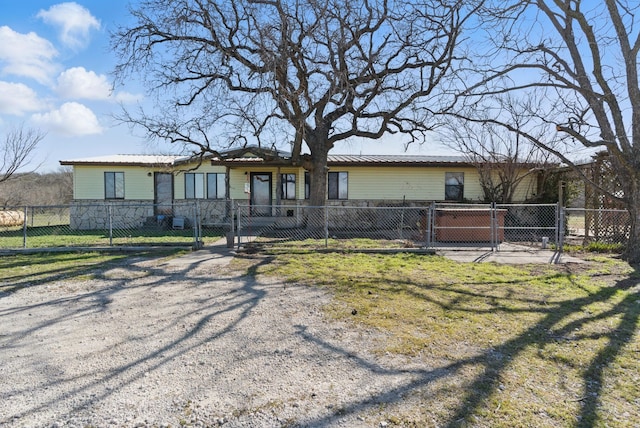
left=55, top=67, right=144, bottom=103
left=32, top=102, right=103, bottom=136
left=37, top=2, right=101, bottom=50
left=113, top=91, right=144, bottom=103
left=0, top=26, right=58, bottom=84
left=56, top=67, right=111, bottom=100
left=0, top=81, right=45, bottom=115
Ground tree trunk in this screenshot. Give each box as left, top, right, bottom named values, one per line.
left=307, top=146, right=329, bottom=207
left=304, top=128, right=331, bottom=207
left=623, top=196, right=640, bottom=263
left=614, top=157, right=640, bottom=262
left=300, top=131, right=332, bottom=237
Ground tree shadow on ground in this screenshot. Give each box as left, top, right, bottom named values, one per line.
left=0, top=249, right=272, bottom=424
left=296, top=263, right=639, bottom=427
left=0, top=251, right=177, bottom=294
left=2, top=251, right=638, bottom=426
left=444, top=271, right=639, bottom=427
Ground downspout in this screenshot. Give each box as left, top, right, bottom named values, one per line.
left=225, top=165, right=231, bottom=221
left=275, top=166, right=282, bottom=216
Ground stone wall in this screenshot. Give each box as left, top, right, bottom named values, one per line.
left=70, top=201, right=155, bottom=230
left=69, top=200, right=229, bottom=230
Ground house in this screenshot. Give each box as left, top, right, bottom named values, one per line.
left=60, top=147, right=540, bottom=230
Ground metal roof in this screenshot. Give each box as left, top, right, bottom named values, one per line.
left=60, top=152, right=470, bottom=167
left=59, top=154, right=192, bottom=166
left=327, top=154, right=468, bottom=165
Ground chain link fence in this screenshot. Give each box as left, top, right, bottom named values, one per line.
left=565, top=208, right=630, bottom=247
left=236, top=203, right=565, bottom=251
left=498, top=203, right=560, bottom=249
left=0, top=201, right=229, bottom=249
left=236, top=204, right=428, bottom=250
left=0, top=202, right=631, bottom=252
left=235, top=203, right=630, bottom=252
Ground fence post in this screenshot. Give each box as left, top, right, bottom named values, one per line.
left=492, top=202, right=500, bottom=252
left=237, top=203, right=243, bottom=248
left=192, top=201, right=197, bottom=247
left=230, top=199, right=236, bottom=249
left=108, top=203, right=113, bottom=246
left=426, top=202, right=434, bottom=248
left=558, top=205, right=565, bottom=255
left=423, top=205, right=428, bottom=248
left=191, top=201, right=197, bottom=248
left=324, top=205, right=329, bottom=248
left=22, top=206, right=28, bottom=248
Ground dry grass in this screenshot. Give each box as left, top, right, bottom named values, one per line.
left=241, top=251, right=640, bottom=427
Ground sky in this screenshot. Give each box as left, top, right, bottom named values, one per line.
left=0, top=1, right=447, bottom=173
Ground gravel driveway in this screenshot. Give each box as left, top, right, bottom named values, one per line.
left=0, top=250, right=429, bottom=427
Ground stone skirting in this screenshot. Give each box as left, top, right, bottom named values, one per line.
left=69, top=200, right=230, bottom=230
left=69, top=199, right=435, bottom=230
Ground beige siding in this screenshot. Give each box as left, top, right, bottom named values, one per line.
left=483, top=170, right=539, bottom=202
left=462, top=169, right=484, bottom=202
left=510, top=172, right=538, bottom=202
left=72, top=161, right=537, bottom=203
left=228, top=168, right=250, bottom=201
left=73, top=166, right=103, bottom=199
left=334, top=166, right=485, bottom=201
left=73, top=165, right=155, bottom=200
left=173, top=164, right=227, bottom=199
left=73, top=162, right=227, bottom=200
left=228, top=167, right=304, bottom=201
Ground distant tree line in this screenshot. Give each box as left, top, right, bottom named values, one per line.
left=0, top=169, right=73, bottom=208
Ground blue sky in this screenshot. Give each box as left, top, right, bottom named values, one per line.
left=0, top=1, right=442, bottom=172
left=0, top=1, right=183, bottom=171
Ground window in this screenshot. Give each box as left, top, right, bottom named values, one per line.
left=185, top=173, right=205, bottom=199
left=305, top=172, right=310, bottom=199
left=280, top=173, right=296, bottom=200
left=207, top=173, right=226, bottom=199
left=445, top=172, right=464, bottom=201
left=328, top=171, right=348, bottom=200
left=104, top=172, right=124, bottom=199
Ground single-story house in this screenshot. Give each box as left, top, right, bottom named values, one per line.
left=60, top=147, right=540, bottom=229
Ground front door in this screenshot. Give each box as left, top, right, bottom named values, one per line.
left=250, top=172, right=272, bottom=216
left=154, top=172, right=173, bottom=215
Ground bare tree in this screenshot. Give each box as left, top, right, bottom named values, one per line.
left=113, top=0, right=482, bottom=205
left=446, top=1, right=640, bottom=261
left=1, top=125, right=45, bottom=184
left=440, top=97, right=556, bottom=203
left=0, top=169, right=72, bottom=208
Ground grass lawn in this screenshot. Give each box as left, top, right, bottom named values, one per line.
left=240, top=251, right=640, bottom=427
left=0, top=250, right=185, bottom=293
left=0, top=225, right=222, bottom=248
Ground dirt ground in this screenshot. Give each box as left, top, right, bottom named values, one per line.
left=2, top=247, right=634, bottom=428
left=0, top=250, right=431, bottom=427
